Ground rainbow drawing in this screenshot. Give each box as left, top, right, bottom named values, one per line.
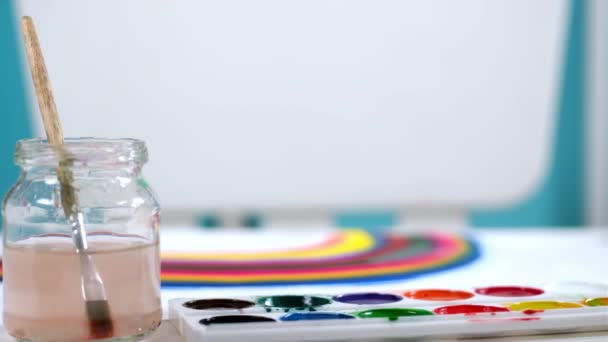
left=160, top=230, right=479, bottom=286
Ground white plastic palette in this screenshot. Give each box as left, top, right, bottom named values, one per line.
left=168, top=284, right=608, bottom=341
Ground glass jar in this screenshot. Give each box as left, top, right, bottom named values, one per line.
left=2, top=138, right=161, bottom=342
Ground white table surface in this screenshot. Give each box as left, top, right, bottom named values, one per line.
left=0, top=227, right=606, bottom=341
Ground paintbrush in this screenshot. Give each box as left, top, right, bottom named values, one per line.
left=20, top=16, right=114, bottom=339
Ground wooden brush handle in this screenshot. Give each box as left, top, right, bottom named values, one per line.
left=21, top=16, right=78, bottom=218
left=21, top=16, right=64, bottom=147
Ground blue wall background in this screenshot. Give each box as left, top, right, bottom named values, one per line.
left=0, top=0, right=587, bottom=228
left=470, top=0, right=586, bottom=227
left=0, top=0, right=31, bottom=224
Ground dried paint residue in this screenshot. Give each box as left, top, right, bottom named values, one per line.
left=183, top=298, right=255, bottom=310
left=583, top=297, right=608, bottom=307
left=506, top=301, right=582, bottom=311
left=256, top=295, right=331, bottom=311
left=280, top=312, right=355, bottom=321
left=522, top=309, right=544, bottom=315
left=433, top=305, right=509, bottom=315
left=474, top=286, right=544, bottom=297
left=333, top=292, right=402, bottom=305
left=199, top=315, right=275, bottom=325
left=355, top=308, right=433, bottom=321
left=403, top=289, right=474, bottom=301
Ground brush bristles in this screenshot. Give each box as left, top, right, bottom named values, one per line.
left=86, top=300, right=114, bottom=339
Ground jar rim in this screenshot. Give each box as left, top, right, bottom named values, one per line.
left=15, top=137, right=148, bottom=167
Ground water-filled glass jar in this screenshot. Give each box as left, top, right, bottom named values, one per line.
left=2, top=138, right=161, bottom=341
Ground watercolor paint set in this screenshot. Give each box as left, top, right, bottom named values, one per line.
left=168, top=283, right=608, bottom=341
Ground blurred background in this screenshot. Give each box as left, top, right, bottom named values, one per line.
left=0, top=0, right=605, bottom=230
